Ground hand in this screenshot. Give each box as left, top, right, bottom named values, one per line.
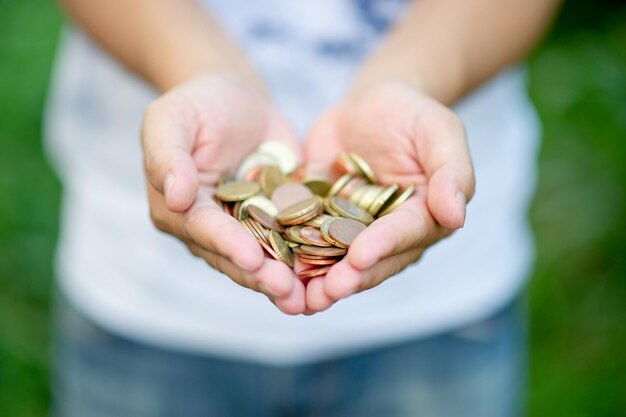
left=304, top=82, right=475, bottom=313
left=142, top=75, right=306, bottom=314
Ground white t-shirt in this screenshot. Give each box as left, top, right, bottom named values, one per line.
left=45, top=0, right=540, bottom=365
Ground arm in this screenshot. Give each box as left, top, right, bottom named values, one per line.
left=59, top=0, right=262, bottom=92
left=304, top=0, right=561, bottom=312
left=352, top=0, right=562, bottom=104
left=58, top=0, right=307, bottom=314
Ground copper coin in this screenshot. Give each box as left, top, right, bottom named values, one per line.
left=246, top=218, right=270, bottom=244
left=271, top=183, right=314, bottom=212
left=328, top=218, right=366, bottom=248
left=247, top=205, right=284, bottom=232
left=259, top=238, right=280, bottom=260
left=299, top=245, right=347, bottom=257
left=297, top=256, right=339, bottom=266
left=299, top=226, right=333, bottom=247
left=298, top=265, right=333, bottom=279
left=296, top=252, right=340, bottom=260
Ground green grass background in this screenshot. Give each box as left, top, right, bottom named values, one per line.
left=0, top=1, right=624, bottom=416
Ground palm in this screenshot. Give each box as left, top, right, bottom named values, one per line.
left=303, top=83, right=474, bottom=313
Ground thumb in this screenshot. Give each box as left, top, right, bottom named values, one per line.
left=142, top=105, right=199, bottom=212
left=304, top=108, right=344, bottom=170
left=414, top=107, right=475, bottom=229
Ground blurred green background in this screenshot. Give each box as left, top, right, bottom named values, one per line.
left=0, top=1, right=625, bottom=416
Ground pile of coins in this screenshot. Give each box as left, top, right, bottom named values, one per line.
left=214, top=141, right=415, bottom=283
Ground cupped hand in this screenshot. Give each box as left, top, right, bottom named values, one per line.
left=142, top=74, right=305, bottom=314
left=304, top=82, right=476, bottom=313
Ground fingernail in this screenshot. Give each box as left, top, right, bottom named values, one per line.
left=164, top=173, right=176, bottom=198
left=455, top=191, right=466, bottom=228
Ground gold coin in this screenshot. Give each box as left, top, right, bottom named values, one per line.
left=303, top=177, right=332, bottom=197
left=328, top=196, right=374, bottom=225
left=348, top=185, right=368, bottom=205
left=348, top=153, right=376, bottom=183
left=328, top=174, right=352, bottom=196
left=259, top=166, right=286, bottom=196
left=369, top=184, right=399, bottom=216
left=303, top=214, right=335, bottom=228
left=378, top=184, right=417, bottom=217
left=269, top=231, right=294, bottom=267
left=216, top=181, right=260, bottom=202
left=284, top=226, right=310, bottom=245
left=276, top=197, right=321, bottom=224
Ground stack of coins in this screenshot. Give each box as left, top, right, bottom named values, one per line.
left=214, top=141, right=415, bottom=283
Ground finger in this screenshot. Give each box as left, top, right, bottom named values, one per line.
left=305, top=276, right=335, bottom=313
left=273, top=277, right=307, bottom=315
left=347, top=195, right=443, bottom=270
left=304, top=108, right=345, bottom=168
left=413, top=106, right=475, bottom=229
left=324, top=248, right=424, bottom=301
left=142, top=101, right=199, bottom=212
left=187, top=243, right=304, bottom=315
left=150, top=186, right=266, bottom=272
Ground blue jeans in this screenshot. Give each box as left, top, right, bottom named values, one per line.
left=52, top=297, right=527, bottom=417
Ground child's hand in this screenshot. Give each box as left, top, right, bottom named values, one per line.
left=142, top=74, right=306, bottom=314
left=304, top=82, right=476, bottom=313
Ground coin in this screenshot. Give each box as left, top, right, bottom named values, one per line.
left=303, top=214, right=335, bottom=228
left=334, top=153, right=359, bottom=176
left=328, top=218, right=366, bottom=248
left=283, top=226, right=310, bottom=245
left=299, top=226, right=333, bottom=247
left=238, top=195, right=278, bottom=221
left=271, top=183, right=314, bottom=212
left=296, top=256, right=339, bottom=266
left=258, top=141, right=299, bottom=174
left=298, top=265, right=333, bottom=279
left=377, top=184, right=417, bottom=217
left=259, top=166, right=286, bottom=196
left=247, top=205, right=284, bottom=232
left=328, top=174, right=352, bottom=197
left=299, top=245, right=347, bottom=257
left=328, top=197, right=374, bottom=225
left=369, top=184, right=399, bottom=216
left=269, top=231, right=294, bottom=267
left=303, top=177, right=332, bottom=197
left=236, top=152, right=278, bottom=180
left=276, top=197, right=321, bottom=225
left=216, top=181, right=260, bottom=202
left=320, top=218, right=344, bottom=248
left=348, top=152, right=376, bottom=183
left=244, top=218, right=269, bottom=244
